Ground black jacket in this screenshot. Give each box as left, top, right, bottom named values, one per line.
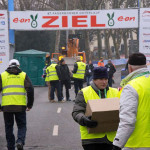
left=86, top=63, right=94, bottom=76
left=59, top=64, right=70, bottom=81
left=105, top=63, right=116, bottom=77
left=0, top=66, right=34, bottom=112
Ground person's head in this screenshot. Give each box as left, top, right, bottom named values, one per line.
left=60, top=58, right=65, bottom=65
left=128, top=53, right=146, bottom=73
left=93, top=67, right=108, bottom=90
left=51, top=58, right=58, bottom=64
left=89, top=60, right=92, bottom=64
left=76, top=56, right=81, bottom=62
left=108, top=59, right=111, bottom=63
left=9, top=59, right=20, bottom=67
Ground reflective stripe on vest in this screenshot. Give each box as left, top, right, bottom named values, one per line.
left=81, top=86, right=118, bottom=141
left=1, top=71, right=26, bottom=106
left=121, top=74, right=150, bottom=147
left=73, top=62, right=86, bottom=79
left=45, top=64, right=59, bottom=81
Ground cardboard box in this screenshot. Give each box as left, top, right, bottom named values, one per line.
left=85, top=98, right=120, bottom=133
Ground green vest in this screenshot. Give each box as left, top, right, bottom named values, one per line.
left=45, top=64, right=59, bottom=81
left=122, top=75, right=150, bottom=147
left=80, top=86, right=118, bottom=141
left=73, top=62, right=86, bottom=79
left=1, top=71, right=26, bottom=106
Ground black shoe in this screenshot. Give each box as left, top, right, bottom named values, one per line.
left=16, top=143, right=23, bottom=150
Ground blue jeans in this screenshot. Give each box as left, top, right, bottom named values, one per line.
left=86, top=76, right=92, bottom=86
left=3, top=111, right=26, bottom=150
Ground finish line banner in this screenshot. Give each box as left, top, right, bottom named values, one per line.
left=10, top=9, right=138, bottom=30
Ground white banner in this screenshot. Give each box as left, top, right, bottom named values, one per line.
left=0, top=10, right=9, bottom=73
left=10, top=9, right=138, bottom=30
left=139, top=8, right=150, bottom=61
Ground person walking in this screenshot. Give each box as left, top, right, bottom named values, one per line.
left=86, top=60, right=94, bottom=86
left=72, top=67, right=118, bottom=150
left=72, top=56, right=87, bottom=97
left=45, top=59, right=63, bottom=102
left=59, top=58, right=71, bottom=101
left=112, top=53, right=150, bottom=150
left=105, top=59, right=116, bottom=87
left=0, top=59, right=34, bottom=150
left=42, top=59, right=51, bottom=100
left=98, top=57, right=104, bottom=67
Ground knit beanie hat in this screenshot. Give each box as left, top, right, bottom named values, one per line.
left=128, top=53, right=146, bottom=66
left=93, top=67, right=108, bottom=79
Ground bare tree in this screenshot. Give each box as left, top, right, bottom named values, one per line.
left=0, top=0, right=7, bottom=9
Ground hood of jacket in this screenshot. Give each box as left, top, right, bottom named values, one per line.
left=120, top=67, right=149, bottom=87
left=6, top=66, right=22, bottom=75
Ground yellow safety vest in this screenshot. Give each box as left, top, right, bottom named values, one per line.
left=73, top=62, right=86, bottom=79
left=1, top=71, right=26, bottom=106
left=45, top=64, right=59, bottom=81
left=121, top=75, right=150, bottom=147
left=80, top=86, right=118, bottom=141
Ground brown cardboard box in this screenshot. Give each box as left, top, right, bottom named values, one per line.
left=85, top=98, right=120, bottom=133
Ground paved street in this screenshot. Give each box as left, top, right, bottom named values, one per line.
left=0, top=65, right=123, bottom=150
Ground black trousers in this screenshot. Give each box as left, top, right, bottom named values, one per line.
left=60, top=80, right=70, bottom=100
left=3, top=112, right=26, bottom=150
left=74, top=79, right=84, bottom=96
left=108, top=76, right=113, bottom=87
left=82, top=143, right=113, bottom=150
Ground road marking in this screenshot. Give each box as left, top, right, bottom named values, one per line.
left=53, top=125, right=59, bottom=136
left=57, top=107, right=62, bottom=113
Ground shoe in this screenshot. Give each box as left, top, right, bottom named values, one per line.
left=16, top=143, right=23, bottom=150
left=67, top=98, right=71, bottom=101
left=62, top=97, right=66, bottom=101
left=50, top=100, right=56, bottom=103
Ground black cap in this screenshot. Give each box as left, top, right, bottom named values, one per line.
left=60, top=58, right=64, bottom=63
left=128, top=53, right=146, bottom=66
left=93, top=67, right=108, bottom=79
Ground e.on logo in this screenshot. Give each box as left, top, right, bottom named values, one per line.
left=118, top=16, right=135, bottom=21
left=13, top=18, right=30, bottom=23
left=42, top=15, right=106, bottom=28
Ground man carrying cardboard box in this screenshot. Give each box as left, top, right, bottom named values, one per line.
left=112, top=53, right=150, bottom=150
left=72, top=67, right=118, bottom=150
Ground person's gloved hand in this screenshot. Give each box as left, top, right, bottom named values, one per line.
left=82, top=116, right=98, bottom=128
left=112, top=145, right=121, bottom=150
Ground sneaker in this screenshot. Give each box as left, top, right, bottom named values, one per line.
left=16, top=143, right=23, bottom=150
left=67, top=98, right=71, bottom=101
left=50, top=100, right=56, bottom=103
left=62, top=97, right=66, bottom=101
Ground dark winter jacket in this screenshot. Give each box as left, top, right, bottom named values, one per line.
left=85, top=63, right=94, bottom=76
left=59, top=64, right=70, bottom=81
left=72, top=81, right=112, bottom=145
left=0, top=66, right=34, bottom=112
left=105, top=63, right=116, bottom=77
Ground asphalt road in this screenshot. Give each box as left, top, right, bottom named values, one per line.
left=0, top=65, right=123, bottom=150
